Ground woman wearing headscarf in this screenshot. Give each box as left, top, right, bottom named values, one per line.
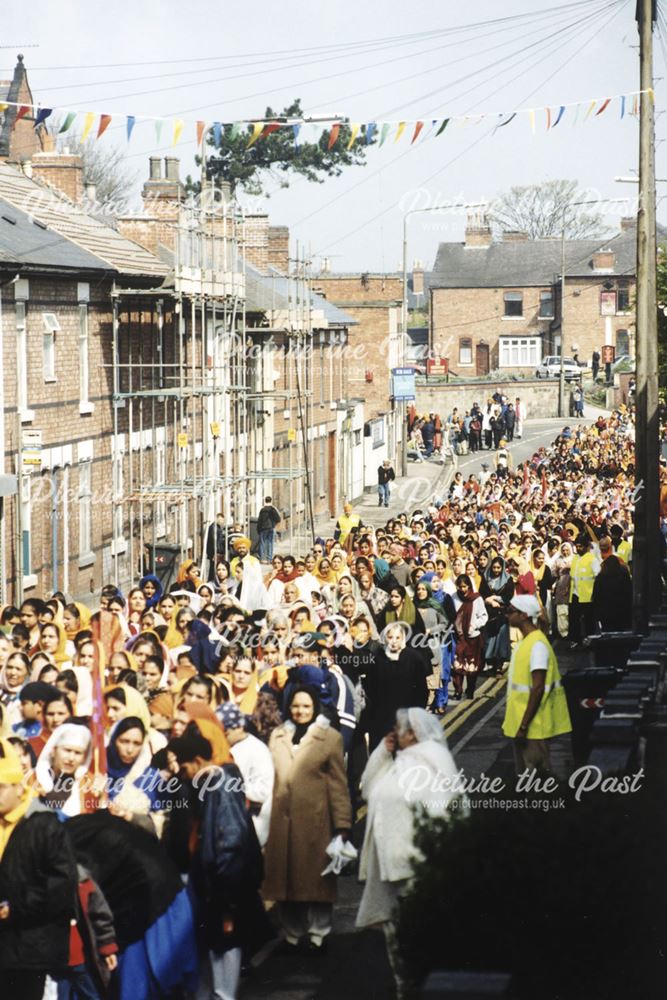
left=0, top=651, right=30, bottom=728
left=103, top=683, right=167, bottom=755
left=63, top=602, right=92, bottom=645
left=479, top=556, right=514, bottom=677
left=357, top=708, right=461, bottom=993
left=365, top=623, right=430, bottom=750
left=39, top=621, right=72, bottom=669
left=263, top=685, right=352, bottom=954
left=531, top=548, right=554, bottom=612
left=378, top=585, right=426, bottom=636
left=220, top=656, right=259, bottom=714
left=139, top=574, right=163, bottom=610
left=106, top=716, right=167, bottom=836
left=176, top=559, right=202, bottom=592
left=35, top=721, right=94, bottom=816
left=452, top=574, right=488, bottom=700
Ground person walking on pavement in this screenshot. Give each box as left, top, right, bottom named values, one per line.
left=421, top=415, right=435, bottom=457
left=591, top=349, right=600, bottom=382
left=257, top=497, right=281, bottom=563
left=205, top=512, right=226, bottom=580
left=377, top=460, right=395, bottom=508
left=514, top=397, right=524, bottom=439
left=502, top=595, right=571, bottom=774
left=573, top=385, right=585, bottom=418
left=334, top=503, right=363, bottom=546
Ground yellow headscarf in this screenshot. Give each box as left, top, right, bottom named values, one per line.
left=39, top=622, right=70, bottom=667
left=104, top=682, right=151, bottom=731
left=74, top=602, right=92, bottom=631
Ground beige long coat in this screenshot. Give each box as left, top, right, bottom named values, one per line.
left=262, top=717, right=352, bottom=903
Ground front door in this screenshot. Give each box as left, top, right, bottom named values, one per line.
left=476, top=342, right=490, bottom=376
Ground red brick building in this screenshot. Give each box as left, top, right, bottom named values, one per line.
left=429, top=215, right=636, bottom=375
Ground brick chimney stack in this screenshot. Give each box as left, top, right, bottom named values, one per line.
left=30, top=150, right=85, bottom=203
left=141, top=156, right=185, bottom=218
left=268, top=226, right=290, bottom=274
left=464, top=211, right=492, bottom=248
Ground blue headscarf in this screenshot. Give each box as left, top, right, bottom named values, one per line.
left=139, top=574, right=163, bottom=610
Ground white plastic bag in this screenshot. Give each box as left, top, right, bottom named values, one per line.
left=320, top=834, right=358, bottom=876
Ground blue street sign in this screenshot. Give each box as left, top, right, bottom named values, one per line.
left=391, top=367, right=416, bottom=400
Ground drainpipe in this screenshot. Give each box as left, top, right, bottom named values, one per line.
left=51, top=468, right=59, bottom=593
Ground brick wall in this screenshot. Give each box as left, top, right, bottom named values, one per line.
left=2, top=275, right=115, bottom=602
left=31, top=152, right=84, bottom=203
left=268, top=226, right=289, bottom=273
left=415, top=378, right=560, bottom=419
left=244, top=214, right=269, bottom=272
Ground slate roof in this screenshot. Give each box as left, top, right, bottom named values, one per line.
left=430, top=228, right=636, bottom=289
left=0, top=163, right=168, bottom=278
left=0, top=197, right=110, bottom=271
left=245, top=263, right=357, bottom=327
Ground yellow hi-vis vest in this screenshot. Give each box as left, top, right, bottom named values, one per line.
left=569, top=551, right=597, bottom=603
left=617, top=539, right=632, bottom=571
left=502, top=629, right=572, bottom=740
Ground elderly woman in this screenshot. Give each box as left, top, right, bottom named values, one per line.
left=452, top=574, right=488, bottom=700
left=357, top=708, right=460, bottom=988
left=263, top=685, right=352, bottom=953
left=0, top=651, right=30, bottom=729
left=35, top=721, right=94, bottom=816
left=365, top=623, right=430, bottom=750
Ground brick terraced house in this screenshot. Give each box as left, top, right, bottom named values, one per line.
left=429, top=214, right=636, bottom=376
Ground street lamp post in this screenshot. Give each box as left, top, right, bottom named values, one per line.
left=401, top=202, right=486, bottom=476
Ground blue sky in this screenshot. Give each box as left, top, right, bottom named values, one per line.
left=1, top=0, right=662, bottom=271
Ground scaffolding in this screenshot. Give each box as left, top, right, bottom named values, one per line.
left=108, top=194, right=315, bottom=587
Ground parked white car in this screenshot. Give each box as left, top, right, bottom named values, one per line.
left=535, top=356, right=581, bottom=380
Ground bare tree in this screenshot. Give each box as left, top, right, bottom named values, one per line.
left=490, top=180, right=607, bottom=240
left=48, top=118, right=139, bottom=212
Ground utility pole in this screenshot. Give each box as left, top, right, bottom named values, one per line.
left=633, top=0, right=660, bottom=630
left=558, top=215, right=567, bottom=418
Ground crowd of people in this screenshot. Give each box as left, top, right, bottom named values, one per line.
left=0, top=403, right=643, bottom=1000
left=407, top=390, right=526, bottom=460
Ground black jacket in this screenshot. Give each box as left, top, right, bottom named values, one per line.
left=378, top=465, right=395, bottom=486
left=257, top=504, right=281, bottom=533
left=0, top=801, right=77, bottom=972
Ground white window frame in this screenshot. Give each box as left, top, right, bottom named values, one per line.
left=21, top=473, right=38, bottom=589
left=499, top=336, right=542, bottom=368
left=16, top=301, right=29, bottom=416
left=155, top=441, right=166, bottom=537
left=78, top=460, right=93, bottom=563
left=459, top=338, right=473, bottom=366
left=42, top=313, right=60, bottom=383
left=79, top=303, right=94, bottom=413
left=112, top=443, right=126, bottom=555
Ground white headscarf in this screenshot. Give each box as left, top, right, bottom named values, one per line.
left=35, top=722, right=92, bottom=817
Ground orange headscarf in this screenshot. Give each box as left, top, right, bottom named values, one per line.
left=188, top=713, right=232, bottom=766
left=39, top=621, right=70, bottom=667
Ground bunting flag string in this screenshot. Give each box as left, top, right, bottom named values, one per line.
left=80, top=111, right=95, bottom=141
left=59, top=111, right=76, bottom=134
left=411, top=121, right=424, bottom=143
left=172, top=119, right=184, bottom=147
left=0, top=88, right=649, bottom=153
left=346, top=123, right=360, bottom=149
left=246, top=121, right=263, bottom=147
left=97, top=114, right=112, bottom=139
left=34, top=107, right=52, bottom=129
